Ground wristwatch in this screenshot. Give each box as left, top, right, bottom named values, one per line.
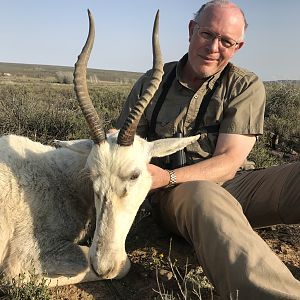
left=165, top=169, right=176, bottom=188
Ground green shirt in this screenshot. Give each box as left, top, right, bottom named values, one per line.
left=117, top=54, right=266, bottom=165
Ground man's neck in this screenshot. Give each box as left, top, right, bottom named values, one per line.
left=181, top=64, right=206, bottom=91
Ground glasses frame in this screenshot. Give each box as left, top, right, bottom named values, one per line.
left=195, top=24, right=240, bottom=49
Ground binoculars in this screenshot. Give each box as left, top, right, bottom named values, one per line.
left=165, top=132, right=186, bottom=169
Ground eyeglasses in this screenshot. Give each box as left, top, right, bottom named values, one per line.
left=195, top=25, right=239, bottom=49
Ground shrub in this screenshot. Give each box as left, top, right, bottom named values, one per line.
left=0, top=271, right=51, bottom=300
left=248, top=136, right=281, bottom=168
left=0, top=82, right=131, bottom=144
left=55, top=71, right=73, bottom=84
left=264, top=82, right=300, bottom=151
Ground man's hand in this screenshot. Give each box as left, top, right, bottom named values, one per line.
left=147, top=164, right=170, bottom=190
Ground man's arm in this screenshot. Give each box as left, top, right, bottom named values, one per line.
left=148, top=133, right=256, bottom=189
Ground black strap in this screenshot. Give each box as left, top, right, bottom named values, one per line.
left=192, top=64, right=230, bottom=135
left=149, top=64, right=177, bottom=139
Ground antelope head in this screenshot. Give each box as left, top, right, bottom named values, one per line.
left=72, top=10, right=199, bottom=279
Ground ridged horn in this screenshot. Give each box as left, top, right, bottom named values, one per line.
left=117, top=10, right=164, bottom=146
left=74, top=9, right=106, bottom=144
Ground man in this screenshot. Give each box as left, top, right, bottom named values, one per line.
left=117, top=0, right=300, bottom=298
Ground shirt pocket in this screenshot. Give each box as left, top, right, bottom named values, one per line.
left=155, top=106, right=187, bottom=138
left=205, top=94, right=224, bottom=124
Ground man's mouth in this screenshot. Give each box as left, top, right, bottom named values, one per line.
left=199, top=54, right=219, bottom=62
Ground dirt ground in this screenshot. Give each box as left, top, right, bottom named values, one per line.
left=49, top=207, right=300, bottom=300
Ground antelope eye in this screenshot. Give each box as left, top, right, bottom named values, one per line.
left=130, top=171, right=140, bottom=181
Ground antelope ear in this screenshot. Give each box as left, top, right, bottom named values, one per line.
left=148, top=135, right=200, bottom=158
left=53, top=139, right=94, bottom=154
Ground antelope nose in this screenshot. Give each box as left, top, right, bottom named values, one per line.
left=91, top=256, right=131, bottom=279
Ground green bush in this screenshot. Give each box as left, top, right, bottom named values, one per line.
left=248, top=136, right=281, bottom=168
left=264, top=82, right=300, bottom=151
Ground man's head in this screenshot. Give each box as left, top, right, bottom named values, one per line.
left=187, top=0, right=247, bottom=78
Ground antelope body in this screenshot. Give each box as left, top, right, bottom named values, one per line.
left=0, top=11, right=199, bottom=286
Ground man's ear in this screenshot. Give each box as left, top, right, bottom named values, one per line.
left=148, top=135, right=200, bottom=158
left=188, top=20, right=197, bottom=42
left=53, top=139, right=93, bottom=155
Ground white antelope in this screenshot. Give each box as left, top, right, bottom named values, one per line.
left=0, top=10, right=199, bottom=286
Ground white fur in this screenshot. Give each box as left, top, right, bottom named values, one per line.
left=0, top=132, right=199, bottom=286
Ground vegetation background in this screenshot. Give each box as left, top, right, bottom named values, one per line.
left=0, top=62, right=299, bottom=299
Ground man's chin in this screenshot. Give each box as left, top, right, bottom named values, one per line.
left=197, top=65, right=222, bottom=78
left=197, top=69, right=216, bottom=78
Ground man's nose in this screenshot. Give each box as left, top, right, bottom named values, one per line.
left=207, top=37, right=220, bottom=52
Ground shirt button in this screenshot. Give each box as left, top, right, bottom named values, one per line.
left=194, top=94, right=198, bottom=99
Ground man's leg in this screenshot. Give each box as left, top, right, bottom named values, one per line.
left=223, top=162, right=300, bottom=227
left=151, top=163, right=300, bottom=299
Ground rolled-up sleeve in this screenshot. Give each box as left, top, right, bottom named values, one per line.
left=220, top=74, right=266, bottom=135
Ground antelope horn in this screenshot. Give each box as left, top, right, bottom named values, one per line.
left=117, top=10, right=164, bottom=146
left=74, top=9, right=106, bottom=144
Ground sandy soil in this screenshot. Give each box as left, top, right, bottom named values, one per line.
left=49, top=210, right=300, bottom=300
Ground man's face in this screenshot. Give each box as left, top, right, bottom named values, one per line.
left=187, top=5, right=245, bottom=78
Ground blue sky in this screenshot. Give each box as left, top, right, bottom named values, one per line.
left=1, top=1, right=299, bottom=81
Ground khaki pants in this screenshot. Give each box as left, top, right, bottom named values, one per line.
left=150, top=162, right=300, bottom=299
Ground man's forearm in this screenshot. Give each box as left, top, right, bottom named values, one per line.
left=148, top=154, right=240, bottom=190
left=174, top=153, right=240, bottom=184
left=148, top=134, right=256, bottom=190
left=171, top=133, right=257, bottom=185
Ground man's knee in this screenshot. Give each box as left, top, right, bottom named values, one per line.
left=175, top=180, right=218, bottom=206
left=153, top=181, right=218, bottom=231
left=173, top=180, right=239, bottom=219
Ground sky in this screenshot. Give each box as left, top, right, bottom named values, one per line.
left=1, top=1, right=300, bottom=81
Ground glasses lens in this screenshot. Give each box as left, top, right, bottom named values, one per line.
left=196, top=26, right=237, bottom=48
left=198, top=30, right=214, bottom=41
